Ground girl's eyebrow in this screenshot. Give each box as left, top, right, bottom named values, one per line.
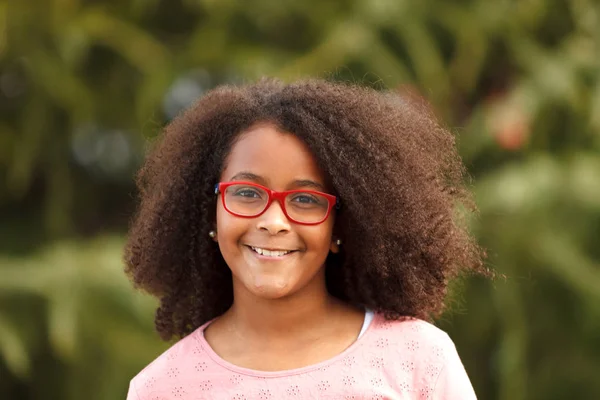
left=229, top=172, right=264, bottom=183
left=228, top=172, right=325, bottom=191
left=292, top=179, right=325, bottom=191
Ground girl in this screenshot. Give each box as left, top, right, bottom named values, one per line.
left=124, top=78, right=486, bottom=399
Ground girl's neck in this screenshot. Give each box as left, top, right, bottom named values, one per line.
left=221, top=278, right=350, bottom=343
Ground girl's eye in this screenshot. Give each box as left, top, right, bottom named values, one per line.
left=290, top=193, right=320, bottom=204
left=288, top=193, right=328, bottom=211
left=232, top=188, right=262, bottom=198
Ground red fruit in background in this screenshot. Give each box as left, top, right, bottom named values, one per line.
left=487, top=95, right=531, bottom=151
left=495, top=112, right=529, bottom=150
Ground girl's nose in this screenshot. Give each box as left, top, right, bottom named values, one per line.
left=256, top=200, right=292, bottom=234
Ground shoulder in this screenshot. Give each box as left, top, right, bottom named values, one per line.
left=128, top=327, right=205, bottom=398
left=379, top=316, right=459, bottom=365
left=373, top=314, right=454, bottom=348
left=366, top=315, right=458, bottom=374
left=366, top=314, right=476, bottom=398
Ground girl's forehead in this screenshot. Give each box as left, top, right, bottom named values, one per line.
left=220, top=123, right=327, bottom=187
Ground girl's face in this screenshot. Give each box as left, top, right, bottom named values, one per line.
left=216, top=122, right=338, bottom=300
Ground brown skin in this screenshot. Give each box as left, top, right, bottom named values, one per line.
left=124, top=78, right=487, bottom=342
left=204, top=123, right=363, bottom=370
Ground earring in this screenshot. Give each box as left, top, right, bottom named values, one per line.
left=209, top=230, right=217, bottom=238
left=335, top=239, right=342, bottom=246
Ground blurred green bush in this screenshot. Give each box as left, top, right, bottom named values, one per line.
left=1, top=0, right=599, bottom=399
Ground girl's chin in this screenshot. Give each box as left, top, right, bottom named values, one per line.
left=242, top=277, right=298, bottom=299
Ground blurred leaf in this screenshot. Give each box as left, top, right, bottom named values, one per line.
left=48, top=288, right=78, bottom=360
left=476, top=155, right=561, bottom=213
left=277, top=20, right=371, bottom=79
left=492, top=277, right=528, bottom=400
left=395, top=20, right=450, bottom=110
left=26, top=49, right=94, bottom=122
left=5, top=97, right=47, bottom=198
left=534, top=231, right=600, bottom=302
left=78, top=8, right=170, bottom=75
left=0, top=314, right=30, bottom=379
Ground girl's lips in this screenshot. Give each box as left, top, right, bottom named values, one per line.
left=245, top=244, right=300, bottom=252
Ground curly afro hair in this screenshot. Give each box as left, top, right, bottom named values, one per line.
left=124, top=78, right=486, bottom=340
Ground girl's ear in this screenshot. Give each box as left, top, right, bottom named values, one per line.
left=330, top=238, right=341, bottom=254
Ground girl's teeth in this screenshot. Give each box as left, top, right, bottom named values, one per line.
left=251, top=247, right=291, bottom=257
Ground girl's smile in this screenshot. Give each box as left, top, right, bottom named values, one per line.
left=246, top=245, right=299, bottom=257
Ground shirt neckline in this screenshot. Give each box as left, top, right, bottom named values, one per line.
left=193, top=312, right=381, bottom=378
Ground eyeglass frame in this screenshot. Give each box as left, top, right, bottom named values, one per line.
left=214, top=181, right=340, bottom=226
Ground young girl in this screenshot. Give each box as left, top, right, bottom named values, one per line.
left=124, top=78, right=486, bottom=399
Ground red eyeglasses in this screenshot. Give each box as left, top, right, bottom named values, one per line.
left=215, top=181, right=340, bottom=225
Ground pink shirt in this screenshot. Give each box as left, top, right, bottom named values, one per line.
left=127, top=313, right=476, bottom=399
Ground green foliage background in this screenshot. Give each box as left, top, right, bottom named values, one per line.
left=1, top=0, right=599, bottom=399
